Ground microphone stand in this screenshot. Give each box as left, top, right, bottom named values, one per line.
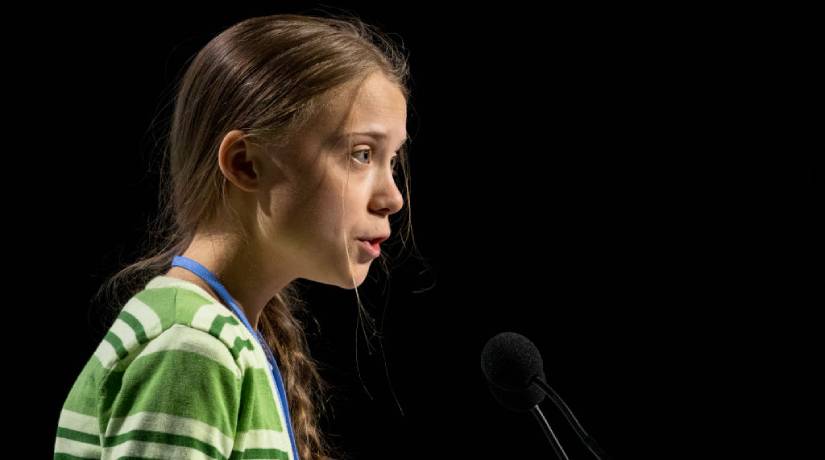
left=530, top=403, right=570, bottom=460
left=532, top=375, right=612, bottom=460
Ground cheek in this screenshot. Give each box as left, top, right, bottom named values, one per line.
left=314, top=173, right=366, bottom=238
left=285, top=164, right=364, bottom=250
left=291, top=190, right=350, bottom=247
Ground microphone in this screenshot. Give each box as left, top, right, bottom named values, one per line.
left=481, top=331, right=611, bottom=460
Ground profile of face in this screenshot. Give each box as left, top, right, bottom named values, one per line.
left=253, top=72, right=407, bottom=289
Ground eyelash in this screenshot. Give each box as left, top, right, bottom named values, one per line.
left=351, top=148, right=401, bottom=175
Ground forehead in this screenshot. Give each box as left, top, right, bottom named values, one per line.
left=318, top=73, right=407, bottom=146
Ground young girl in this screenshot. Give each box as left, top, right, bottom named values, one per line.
left=54, top=13, right=412, bottom=460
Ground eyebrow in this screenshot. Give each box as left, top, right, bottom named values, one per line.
left=337, top=130, right=409, bottom=149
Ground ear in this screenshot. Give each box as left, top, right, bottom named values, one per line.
left=217, top=129, right=264, bottom=193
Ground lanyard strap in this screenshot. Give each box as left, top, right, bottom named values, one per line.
left=171, top=255, right=300, bottom=460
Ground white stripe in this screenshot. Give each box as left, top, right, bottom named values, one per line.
left=104, top=411, right=232, bottom=459
left=110, top=317, right=139, bottom=350
left=57, top=409, right=99, bottom=436
left=235, top=428, right=293, bottom=452
left=124, top=297, right=163, bottom=339
left=191, top=303, right=220, bottom=332
left=136, top=324, right=241, bottom=379
left=102, top=440, right=215, bottom=460
left=93, top=337, right=118, bottom=370
left=54, top=436, right=102, bottom=457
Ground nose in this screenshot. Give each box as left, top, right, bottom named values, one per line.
left=370, top=173, right=404, bottom=216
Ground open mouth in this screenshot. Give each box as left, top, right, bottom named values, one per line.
left=357, top=238, right=381, bottom=257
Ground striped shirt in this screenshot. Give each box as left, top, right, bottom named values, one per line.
left=54, top=274, right=296, bottom=460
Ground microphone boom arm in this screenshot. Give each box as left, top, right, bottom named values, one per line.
left=530, top=403, right=570, bottom=460
left=531, top=375, right=613, bottom=460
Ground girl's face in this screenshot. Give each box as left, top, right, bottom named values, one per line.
left=260, top=72, right=407, bottom=288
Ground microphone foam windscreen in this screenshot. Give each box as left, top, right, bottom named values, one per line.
left=480, top=331, right=544, bottom=391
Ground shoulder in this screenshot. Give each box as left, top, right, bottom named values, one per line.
left=135, top=323, right=242, bottom=379
left=95, top=275, right=264, bottom=376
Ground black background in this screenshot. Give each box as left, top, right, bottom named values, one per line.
left=9, top=2, right=816, bottom=459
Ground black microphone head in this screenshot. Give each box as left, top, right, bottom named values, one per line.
left=480, top=332, right=546, bottom=412
left=481, top=331, right=544, bottom=390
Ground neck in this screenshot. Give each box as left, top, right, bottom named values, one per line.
left=164, top=229, right=291, bottom=330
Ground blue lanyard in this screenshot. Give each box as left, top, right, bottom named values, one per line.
left=171, top=255, right=300, bottom=460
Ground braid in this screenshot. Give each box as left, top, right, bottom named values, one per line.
left=258, top=285, right=343, bottom=460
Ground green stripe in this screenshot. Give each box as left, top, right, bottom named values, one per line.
left=135, top=285, right=217, bottom=329
left=209, top=313, right=241, bottom=338
left=134, top=287, right=177, bottom=330
left=63, top=357, right=107, bottom=415
left=55, top=427, right=99, bottom=445
left=103, top=429, right=226, bottom=460
left=103, top=331, right=128, bottom=360
left=118, top=310, right=148, bottom=344
left=229, top=447, right=290, bottom=459
left=54, top=454, right=98, bottom=460
left=112, top=348, right=240, bottom=436
left=175, top=289, right=215, bottom=325
left=236, top=368, right=282, bottom=433
left=230, top=336, right=256, bottom=361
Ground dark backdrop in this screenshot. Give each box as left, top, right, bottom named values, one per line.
left=13, top=3, right=816, bottom=459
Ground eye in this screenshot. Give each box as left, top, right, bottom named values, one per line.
left=351, top=148, right=402, bottom=176
left=352, top=148, right=371, bottom=165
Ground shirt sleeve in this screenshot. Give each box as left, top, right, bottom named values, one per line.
left=100, top=324, right=243, bottom=459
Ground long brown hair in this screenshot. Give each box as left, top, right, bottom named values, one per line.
left=93, top=13, right=415, bottom=460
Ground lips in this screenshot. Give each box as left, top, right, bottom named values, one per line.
left=357, top=234, right=390, bottom=245
left=357, top=239, right=381, bottom=258
left=358, top=235, right=389, bottom=258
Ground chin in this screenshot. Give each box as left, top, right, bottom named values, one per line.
left=340, top=274, right=368, bottom=289
left=311, top=265, right=369, bottom=289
